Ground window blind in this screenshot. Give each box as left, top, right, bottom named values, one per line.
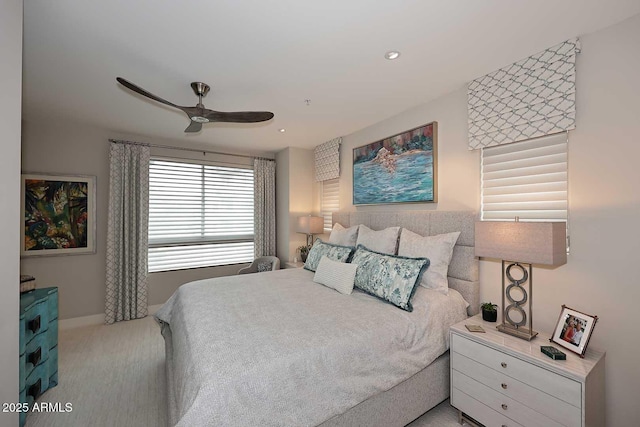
left=321, top=178, right=340, bottom=232
left=481, top=133, right=567, bottom=222
left=148, top=158, right=254, bottom=272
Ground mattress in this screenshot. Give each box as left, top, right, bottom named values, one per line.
left=155, top=267, right=468, bottom=426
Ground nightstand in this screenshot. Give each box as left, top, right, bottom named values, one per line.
left=450, top=315, right=605, bottom=427
left=284, top=261, right=304, bottom=269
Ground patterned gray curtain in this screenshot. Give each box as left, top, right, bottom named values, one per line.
left=254, top=158, right=276, bottom=257
left=105, top=141, right=150, bottom=324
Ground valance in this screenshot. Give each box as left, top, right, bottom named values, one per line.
left=315, top=137, right=341, bottom=181
left=468, top=38, right=580, bottom=150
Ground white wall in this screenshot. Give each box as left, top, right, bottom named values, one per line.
left=0, top=0, right=22, bottom=424
left=21, top=118, right=274, bottom=319
left=337, top=14, right=640, bottom=426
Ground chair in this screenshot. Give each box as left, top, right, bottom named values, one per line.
left=238, top=256, right=281, bottom=274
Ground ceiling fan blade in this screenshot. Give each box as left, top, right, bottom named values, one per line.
left=117, top=77, right=181, bottom=109
left=184, top=121, right=202, bottom=133
left=203, top=110, right=274, bottom=123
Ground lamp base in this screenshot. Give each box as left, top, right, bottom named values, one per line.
left=497, top=323, right=538, bottom=341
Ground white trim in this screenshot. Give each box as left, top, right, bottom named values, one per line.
left=59, top=304, right=164, bottom=330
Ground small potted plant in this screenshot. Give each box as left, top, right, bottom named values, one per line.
left=481, top=302, right=498, bottom=322
left=298, top=245, right=310, bottom=262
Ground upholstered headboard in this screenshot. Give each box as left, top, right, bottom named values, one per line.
left=332, top=210, right=480, bottom=316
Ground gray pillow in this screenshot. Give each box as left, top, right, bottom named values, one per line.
left=328, top=223, right=359, bottom=247
left=356, top=225, right=400, bottom=255
left=313, top=256, right=358, bottom=295
left=257, top=261, right=273, bottom=272
left=351, top=245, right=429, bottom=312
left=303, top=239, right=355, bottom=272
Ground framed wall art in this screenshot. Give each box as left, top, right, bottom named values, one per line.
left=21, top=173, right=96, bottom=257
left=550, top=305, right=598, bottom=358
left=352, top=122, right=437, bottom=205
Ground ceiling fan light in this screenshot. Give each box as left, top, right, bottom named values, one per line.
left=384, top=51, right=401, bottom=60
left=191, top=116, right=209, bottom=123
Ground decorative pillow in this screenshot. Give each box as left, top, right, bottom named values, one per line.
left=351, top=245, right=429, bottom=312
left=304, top=239, right=355, bottom=272
left=313, top=256, right=358, bottom=295
left=257, top=261, right=273, bottom=272
left=328, top=223, right=359, bottom=247
left=398, top=229, right=460, bottom=295
left=356, top=225, right=401, bottom=255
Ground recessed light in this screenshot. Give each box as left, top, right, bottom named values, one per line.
left=279, top=128, right=286, bottom=133
left=385, top=51, right=401, bottom=60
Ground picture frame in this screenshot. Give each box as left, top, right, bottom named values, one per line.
left=551, top=305, right=598, bottom=358
left=21, top=173, right=97, bottom=257
left=352, top=122, right=437, bottom=205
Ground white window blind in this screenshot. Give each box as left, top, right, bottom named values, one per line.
left=481, top=132, right=567, bottom=222
left=148, top=158, right=254, bottom=272
left=321, top=178, right=340, bottom=232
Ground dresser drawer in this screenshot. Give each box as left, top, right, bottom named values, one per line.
left=20, top=332, right=50, bottom=393
left=452, top=351, right=581, bottom=427
left=19, top=301, right=49, bottom=355
left=453, top=370, right=564, bottom=427
left=23, top=362, right=50, bottom=407
left=452, top=334, right=581, bottom=407
left=452, top=387, right=524, bottom=427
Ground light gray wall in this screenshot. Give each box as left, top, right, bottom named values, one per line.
left=337, top=14, right=640, bottom=426
left=0, top=0, right=22, bottom=424
left=20, top=118, right=274, bottom=319
left=275, top=147, right=315, bottom=263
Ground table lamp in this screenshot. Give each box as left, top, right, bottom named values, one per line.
left=475, top=219, right=567, bottom=341
left=297, top=215, right=324, bottom=247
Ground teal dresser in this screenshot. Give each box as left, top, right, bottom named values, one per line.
left=19, top=287, right=59, bottom=427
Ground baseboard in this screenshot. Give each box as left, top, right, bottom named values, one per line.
left=59, top=304, right=164, bottom=330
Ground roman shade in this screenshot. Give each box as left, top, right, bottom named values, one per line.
left=315, top=137, right=341, bottom=181
left=468, top=38, right=580, bottom=150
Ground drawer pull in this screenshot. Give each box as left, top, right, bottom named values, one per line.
left=28, top=378, right=42, bottom=400
left=29, top=315, right=41, bottom=333
left=501, top=383, right=508, bottom=389
left=501, top=362, right=507, bottom=368
left=501, top=403, right=508, bottom=410
left=28, top=347, right=42, bottom=366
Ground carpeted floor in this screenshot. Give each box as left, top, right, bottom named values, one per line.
left=26, top=316, right=462, bottom=427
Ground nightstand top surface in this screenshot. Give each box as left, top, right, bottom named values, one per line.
left=451, top=315, right=605, bottom=382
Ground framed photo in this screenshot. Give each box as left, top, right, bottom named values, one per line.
left=21, top=174, right=96, bottom=257
left=352, top=122, right=437, bottom=205
left=551, top=305, right=598, bottom=358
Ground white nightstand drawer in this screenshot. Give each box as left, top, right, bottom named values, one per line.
left=452, top=334, right=581, bottom=407
left=452, top=351, right=581, bottom=427
left=452, top=387, right=524, bottom=427
left=453, top=370, right=564, bottom=427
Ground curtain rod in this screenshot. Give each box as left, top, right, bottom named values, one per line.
left=108, top=139, right=275, bottom=162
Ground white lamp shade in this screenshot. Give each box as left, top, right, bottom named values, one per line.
left=297, top=216, right=324, bottom=235
left=475, top=221, right=567, bottom=266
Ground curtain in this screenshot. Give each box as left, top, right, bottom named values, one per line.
left=468, top=38, right=580, bottom=150
left=105, top=141, right=150, bottom=324
left=315, top=137, right=341, bottom=181
left=253, top=158, right=276, bottom=257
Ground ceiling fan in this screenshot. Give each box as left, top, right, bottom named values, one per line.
left=116, top=77, right=274, bottom=133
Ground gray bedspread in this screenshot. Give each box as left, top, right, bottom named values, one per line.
left=155, top=267, right=468, bottom=427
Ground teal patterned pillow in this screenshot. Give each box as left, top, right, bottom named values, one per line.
left=304, top=239, right=355, bottom=272
left=351, top=245, right=430, bottom=312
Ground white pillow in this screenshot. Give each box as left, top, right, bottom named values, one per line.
left=356, top=225, right=400, bottom=255
left=313, top=256, right=358, bottom=295
left=328, top=223, right=359, bottom=247
left=397, top=229, right=461, bottom=295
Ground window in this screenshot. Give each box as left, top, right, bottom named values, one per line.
left=148, top=158, right=254, bottom=272
left=481, top=132, right=568, bottom=223
left=321, top=178, right=340, bottom=232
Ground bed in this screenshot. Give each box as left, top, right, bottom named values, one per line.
left=155, top=210, right=479, bottom=427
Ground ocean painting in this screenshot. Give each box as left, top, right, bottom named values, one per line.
left=353, top=122, right=437, bottom=205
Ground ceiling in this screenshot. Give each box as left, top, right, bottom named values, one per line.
left=22, top=1, right=640, bottom=153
